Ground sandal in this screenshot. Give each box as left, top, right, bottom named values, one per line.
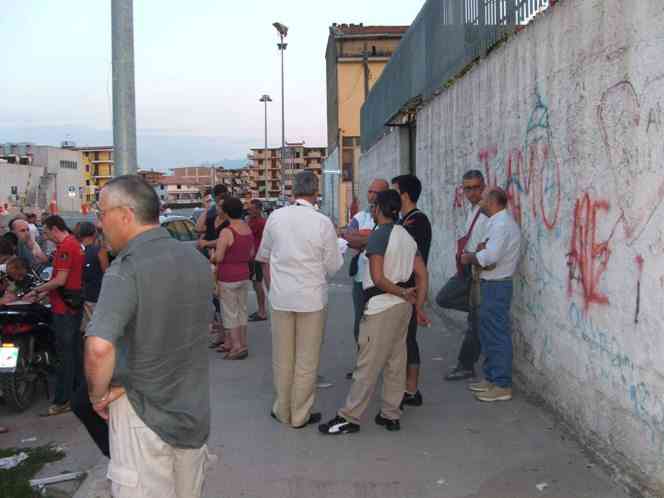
left=224, top=349, right=249, bottom=360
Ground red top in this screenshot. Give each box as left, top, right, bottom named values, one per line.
left=49, top=234, right=85, bottom=315
left=217, top=226, right=255, bottom=283
left=248, top=216, right=266, bottom=250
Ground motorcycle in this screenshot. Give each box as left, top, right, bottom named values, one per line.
left=0, top=268, right=56, bottom=412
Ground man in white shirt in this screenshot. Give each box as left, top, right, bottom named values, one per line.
left=437, top=170, right=488, bottom=381
left=256, top=171, right=343, bottom=428
left=343, top=179, right=389, bottom=370
left=461, top=187, right=521, bottom=402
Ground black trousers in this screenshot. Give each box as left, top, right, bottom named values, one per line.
left=71, top=376, right=110, bottom=457
left=406, top=307, right=420, bottom=366
left=436, top=271, right=480, bottom=370
left=352, top=281, right=365, bottom=343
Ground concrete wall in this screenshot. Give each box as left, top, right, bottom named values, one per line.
left=358, top=126, right=409, bottom=210
left=0, top=163, right=45, bottom=208
left=321, top=148, right=340, bottom=224
left=32, top=147, right=84, bottom=212
left=361, top=0, right=664, bottom=494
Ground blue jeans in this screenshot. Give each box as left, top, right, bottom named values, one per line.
left=479, top=280, right=513, bottom=388
left=52, top=312, right=83, bottom=405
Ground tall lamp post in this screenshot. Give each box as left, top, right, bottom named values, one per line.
left=259, top=94, right=272, bottom=200
left=273, top=22, right=288, bottom=202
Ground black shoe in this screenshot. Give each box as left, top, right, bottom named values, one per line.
left=400, top=390, right=423, bottom=408
left=345, top=371, right=353, bottom=379
left=445, top=366, right=476, bottom=381
left=318, top=415, right=360, bottom=435
left=293, top=412, right=322, bottom=429
left=374, top=413, right=400, bottom=431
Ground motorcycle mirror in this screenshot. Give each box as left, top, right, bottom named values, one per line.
left=40, top=267, right=53, bottom=281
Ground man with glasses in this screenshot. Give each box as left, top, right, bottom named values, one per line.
left=437, top=170, right=488, bottom=381
left=85, top=176, right=214, bottom=497
left=343, top=179, right=389, bottom=378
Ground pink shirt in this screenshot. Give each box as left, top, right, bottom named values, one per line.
left=217, top=226, right=254, bottom=283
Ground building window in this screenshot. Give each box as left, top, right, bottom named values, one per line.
left=86, top=180, right=91, bottom=186
left=177, top=185, right=181, bottom=189
left=59, top=160, right=78, bottom=170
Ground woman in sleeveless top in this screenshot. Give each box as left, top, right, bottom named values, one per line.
left=211, top=197, right=255, bottom=359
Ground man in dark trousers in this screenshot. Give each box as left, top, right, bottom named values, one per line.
left=30, top=215, right=86, bottom=416
left=391, top=175, right=432, bottom=408
left=438, top=170, right=488, bottom=381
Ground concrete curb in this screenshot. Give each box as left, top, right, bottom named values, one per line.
left=72, top=463, right=111, bottom=498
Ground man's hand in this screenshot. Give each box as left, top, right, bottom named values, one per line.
left=476, top=241, right=487, bottom=252
left=91, top=386, right=126, bottom=421
left=401, top=287, right=417, bottom=304
left=415, top=307, right=431, bottom=327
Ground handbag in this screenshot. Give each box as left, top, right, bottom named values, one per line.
left=58, top=288, right=83, bottom=310
left=455, top=210, right=482, bottom=276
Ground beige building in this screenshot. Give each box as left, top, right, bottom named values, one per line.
left=323, top=24, right=408, bottom=225
left=248, top=143, right=326, bottom=203
left=1, top=143, right=85, bottom=213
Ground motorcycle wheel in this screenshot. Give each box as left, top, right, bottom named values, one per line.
left=0, top=344, right=37, bottom=412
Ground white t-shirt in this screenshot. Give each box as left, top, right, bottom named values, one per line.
left=362, top=223, right=417, bottom=316
left=348, top=210, right=375, bottom=283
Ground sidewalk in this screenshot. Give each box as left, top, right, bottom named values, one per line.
left=68, top=279, right=629, bottom=498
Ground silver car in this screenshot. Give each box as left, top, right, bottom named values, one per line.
left=160, top=215, right=198, bottom=248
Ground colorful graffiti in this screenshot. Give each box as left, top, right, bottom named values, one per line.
left=475, top=89, right=562, bottom=231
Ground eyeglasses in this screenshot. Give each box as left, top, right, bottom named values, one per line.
left=94, top=205, right=130, bottom=220
left=463, top=185, right=483, bottom=192
left=368, top=190, right=379, bottom=195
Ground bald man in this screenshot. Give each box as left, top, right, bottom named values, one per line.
left=343, top=179, right=389, bottom=375
left=460, top=187, right=521, bottom=403
left=10, top=218, right=47, bottom=267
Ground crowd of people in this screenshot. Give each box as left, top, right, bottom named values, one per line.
left=0, top=167, right=522, bottom=497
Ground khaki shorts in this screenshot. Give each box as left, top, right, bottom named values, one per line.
left=108, top=395, right=211, bottom=498
left=218, top=280, right=250, bottom=328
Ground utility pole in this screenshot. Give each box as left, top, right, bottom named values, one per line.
left=112, top=0, right=138, bottom=176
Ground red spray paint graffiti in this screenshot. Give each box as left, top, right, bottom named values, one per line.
left=567, top=193, right=612, bottom=310
left=476, top=142, right=561, bottom=230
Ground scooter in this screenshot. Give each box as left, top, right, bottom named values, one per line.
left=0, top=269, right=55, bottom=412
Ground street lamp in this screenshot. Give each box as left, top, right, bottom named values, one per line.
left=273, top=22, right=288, bottom=202
left=259, top=94, right=272, bottom=200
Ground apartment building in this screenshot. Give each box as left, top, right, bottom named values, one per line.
left=76, top=146, right=114, bottom=203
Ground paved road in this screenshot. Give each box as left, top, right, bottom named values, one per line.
left=1, top=268, right=629, bottom=498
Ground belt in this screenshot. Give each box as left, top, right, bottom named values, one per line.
left=364, top=282, right=409, bottom=301
left=480, top=277, right=513, bottom=283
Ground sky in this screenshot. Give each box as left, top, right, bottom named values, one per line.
left=0, top=0, right=425, bottom=171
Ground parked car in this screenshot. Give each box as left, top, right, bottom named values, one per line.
left=160, top=215, right=198, bottom=248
